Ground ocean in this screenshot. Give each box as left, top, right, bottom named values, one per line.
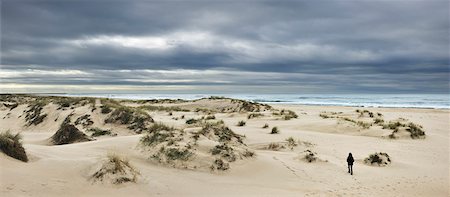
left=42, top=93, right=450, bottom=109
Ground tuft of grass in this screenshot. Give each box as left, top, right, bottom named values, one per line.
left=304, top=150, right=317, bottom=163
left=0, top=131, right=28, bottom=162
left=267, top=143, right=284, bottom=151
left=87, top=128, right=113, bottom=137
left=374, top=118, right=384, bottom=125
left=237, top=120, right=246, bottom=127
left=205, top=115, right=216, bottom=120
left=147, top=122, right=175, bottom=133
left=185, top=118, right=199, bottom=125
left=262, top=123, right=269, bottom=128
left=406, top=123, right=426, bottom=139
left=247, top=113, right=264, bottom=119
left=51, top=116, right=92, bottom=145
left=364, top=152, right=391, bottom=166
left=91, top=153, right=140, bottom=184
left=24, top=101, right=48, bottom=126
left=164, top=148, right=192, bottom=161
left=270, top=126, right=280, bottom=134
left=285, top=137, right=298, bottom=150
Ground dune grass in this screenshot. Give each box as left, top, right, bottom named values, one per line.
left=0, top=131, right=28, bottom=162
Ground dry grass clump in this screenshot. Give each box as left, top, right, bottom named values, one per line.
left=303, top=150, right=318, bottom=163
left=364, top=152, right=391, bottom=166
left=237, top=120, right=246, bottom=127
left=185, top=118, right=200, bottom=125
left=270, top=127, right=280, bottom=134
left=247, top=113, right=264, bottom=119
left=147, top=122, right=175, bottom=133
left=104, top=105, right=154, bottom=133
left=262, top=123, right=269, bottom=128
left=273, top=109, right=298, bottom=120
left=0, top=131, right=28, bottom=162
left=139, top=105, right=190, bottom=112
left=383, top=121, right=426, bottom=139
left=91, top=153, right=140, bottom=184
left=50, top=116, right=92, bottom=145
left=205, top=115, right=216, bottom=120
left=141, top=121, right=253, bottom=171
left=87, top=128, right=115, bottom=137
left=285, top=137, right=298, bottom=150
left=24, top=100, right=48, bottom=126
left=74, top=114, right=94, bottom=128
left=55, top=97, right=95, bottom=109
left=266, top=142, right=285, bottom=151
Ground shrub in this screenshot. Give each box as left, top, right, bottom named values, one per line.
left=185, top=118, right=199, bottom=125
left=91, top=153, right=140, bottom=184
left=164, top=148, right=192, bottom=161
left=140, top=130, right=174, bottom=147
left=247, top=113, right=264, bottom=119
left=88, top=128, right=113, bottom=137
left=0, top=131, right=28, bottom=162
left=100, top=105, right=112, bottom=114
left=364, top=152, right=391, bottom=166
left=24, top=101, right=47, bottom=126
left=267, top=143, right=284, bottom=151
left=374, top=118, right=384, bottom=124
left=237, top=120, right=246, bottom=127
left=270, top=127, right=280, bottom=134
left=51, top=116, right=92, bottom=145
left=147, top=122, right=175, bottom=133
left=262, top=123, right=269, bottom=128
left=205, top=115, right=216, bottom=120
left=304, top=150, right=317, bottom=163
left=406, top=123, right=425, bottom=139
left=211, top=158, right=230, bottom=171
left=285, top=137, right=298, bottom=150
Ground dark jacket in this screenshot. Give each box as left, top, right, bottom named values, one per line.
left=347, top=155, right=354, bottom=165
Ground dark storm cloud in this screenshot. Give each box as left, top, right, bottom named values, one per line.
left=1, top=0, right=449, bottom=93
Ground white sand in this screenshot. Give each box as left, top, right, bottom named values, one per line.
left=0, top=101, right=449, bottom=196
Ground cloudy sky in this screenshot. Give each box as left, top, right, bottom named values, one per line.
left=1, top=0, right=449, bottom=93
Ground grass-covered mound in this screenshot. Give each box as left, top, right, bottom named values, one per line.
left=364, top=152, right=391, bottom=166
left=101, top=99, right=154, bottom=133
left=0, top=131, right=28, bottom=162
left=90, top=153, right=140, bottom=184
left=50, top=116, right=92, bottom=145
left=140, top=121, right=254, bottom=171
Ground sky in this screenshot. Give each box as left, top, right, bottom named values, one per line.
left=1, top=0, right=449, bottom=94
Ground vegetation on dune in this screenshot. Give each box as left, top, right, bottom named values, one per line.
left=87, top=127, right=115, bottom=137
left=237, top=120, right=246, bottom=127
left=262, top=123, right=269, bottom=128
left=273, top=109, right=298, bottom=120
left=138, top=105, right=190, bottom=112
left=55, top=97, right=95, bottom=109
left=51, top=116, right=92, bottom=145
left=91, top=153, right=140, bottom=184
left=247, top=113, right=264, bottom=119
left=101, top=99, right=154, bottom=133
left=303, top=150, right=318, bottom=163
left=141, top=120, right=253, bottom=171
left=205, top=115, right=216, bottom=120
left=147, top=122, right=175, bottom=133
left=74, top=114, right=94, bottom=127
left=0, top=131, right=28, bottom=162
left=24, top=100, right=48, bottom=126
left=285, top=137, right=298, bottom=150
left=364, top=152, right=391, bottom=166
left=270, top=126, right=280, bottom=134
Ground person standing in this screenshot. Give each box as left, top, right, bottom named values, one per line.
left=347, top=153, right=354, bottom=175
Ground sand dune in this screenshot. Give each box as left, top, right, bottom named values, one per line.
left=0, top=95, right=448, bottom=196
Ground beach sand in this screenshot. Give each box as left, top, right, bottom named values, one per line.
left=0, top=96, right=448, bottom=196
